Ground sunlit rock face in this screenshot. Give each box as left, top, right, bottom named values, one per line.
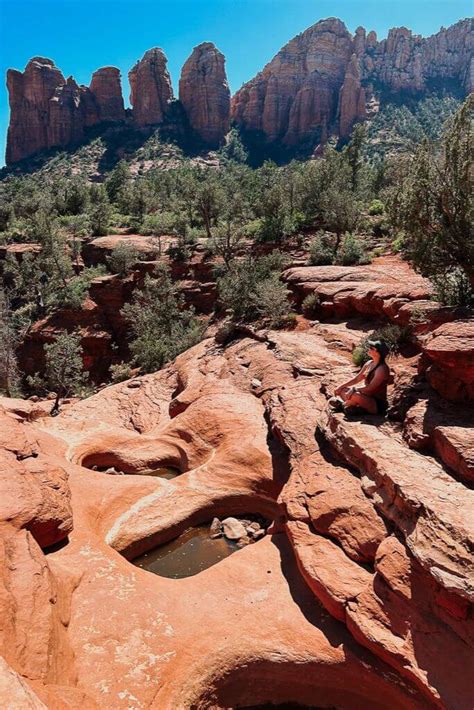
left=5, top=57, right=126, bottom=163
left=231, top=17, right=473, bottom=147
left=129, top=47, right=174, bottom=127
left=5, top=18, right=472, bottom=163
left=179, top=42, right=231, bottom=147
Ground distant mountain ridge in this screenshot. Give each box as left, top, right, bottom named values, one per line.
left=5, top=16, right=473, bottom=165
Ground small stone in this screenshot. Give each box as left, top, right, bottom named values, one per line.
left=236, top=535, right=251, bottom=547
left=222, top=517, right=247, bottom=540
left=127, top=380, right=142, bottom=389
left=209, top=518, right=222, bottom=538
left=251, top=379, right=262, bottom=389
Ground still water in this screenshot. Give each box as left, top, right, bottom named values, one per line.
left=133, top=526, right=239, bottom=578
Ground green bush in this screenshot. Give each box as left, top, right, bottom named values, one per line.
left=391, top=233, right=406, bottom=253
left=368, top=199, right=385, bottom=215
left=122, top=265, right=204, bottom=373
left=338, top=234, right=369, bottom=266
left=109, top=362, right=133, bottom=383
left=218, top=253, right=291, bottom=325
left=302, top=293, right=320, bottom=318
left=108, top=242, right=140, bottom=276
left=54, top=266, right=106, bottom=310
left=432, top=269, right=474, bottom=308
left=308, top=235, right=334, bottom=266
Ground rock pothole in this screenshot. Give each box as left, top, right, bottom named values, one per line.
left=133, top=514, right=271, bottom=578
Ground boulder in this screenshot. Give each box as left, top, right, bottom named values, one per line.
left=221, top=517, right=248, bottom=540
left=422, top=320, right=474, bottom=401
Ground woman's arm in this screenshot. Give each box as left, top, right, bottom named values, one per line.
left=354, top=364, right=388, bottom=396
left=335, top=362, right=370, bottom=394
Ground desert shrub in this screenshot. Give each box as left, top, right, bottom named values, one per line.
left=122, top=265, right=204, bottom=373
left=390, top=97, right=473, bottom=299
left=253, top=276, right=292, bottom=326
left=53, top=266, right=106, bottom=310
left=432, top=268, right=474, bottom=308
left=302, top=293, right=320, bottom=318
left=391, top=233, right=406, bottom=253
left=338, top=234, right=370, bottom=266
left=109, top=362, right=133, bottom=383
left=44, top=332, right=87, bottom=414
left=368, top=199, right=385, bottom=215
left=308, top=234, right=334, bottom=266
left=218, top=253, right=291, bottom=325
left=352, top=324, right=412, bottom=366
left=108, top=242, right=140, bottom=276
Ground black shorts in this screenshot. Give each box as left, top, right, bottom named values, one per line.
left=375, top=398, right=388, bottom=415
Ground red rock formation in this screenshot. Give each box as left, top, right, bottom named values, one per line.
left=1, top=265, right=473, bottom=706
left=129, top=48, right=173, bottom=126
left=6, top=57, right=65, bottom=163
left=338, top=53, right=366, bottom=137
left=47, top=76, right=87, bottom=149
left=89, top=66, right=126, bottom=122
left=5, top=58, right=126, bottom=163
left=179, top=42, right=230, bottom=146
left=231, top=17, right=473, bottom=147
left=364, top=19, right=474, bottom=93
left=421, top=320, right=474, bottom=401
left=232, top=18, right=353, bottom=145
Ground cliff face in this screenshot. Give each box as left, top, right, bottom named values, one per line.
left=89, top=67, right=126, bottom=122
left=6, top=58, right=127, bottom=164
left=231, top=17, right=473, bottom=146
left=6, top=57, right=65, bottom=164
left=5, top=17, right=473, bottom=163
left=128, top=48, right=173, bottom=126
left=179, top=42, right=230, bottom=147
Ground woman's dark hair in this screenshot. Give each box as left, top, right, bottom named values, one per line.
left=368, top=339, right=389, bottom=363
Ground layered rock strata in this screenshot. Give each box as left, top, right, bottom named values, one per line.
left=129, top=48, right=173, bottom=126
left=179, top=42, right=230, bottom=146
left=6, top=57, right=126, bottom=163
left=6, top=18, right=472, bottom=162
left=231, top=17, right=473, bottom=147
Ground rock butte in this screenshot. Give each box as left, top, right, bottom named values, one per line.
left=5, top=17, right=473, bottom=162
left=0, top=254, right=473, bottom=708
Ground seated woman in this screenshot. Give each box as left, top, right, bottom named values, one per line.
left=330, top=340, right=391, bottom=415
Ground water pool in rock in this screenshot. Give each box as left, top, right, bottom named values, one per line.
left=133, top=526, right=239, bottom=578
left=145, top=466, right=181, bottom=479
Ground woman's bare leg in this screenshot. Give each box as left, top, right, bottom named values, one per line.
left=343, top=392, right=378, bottom=414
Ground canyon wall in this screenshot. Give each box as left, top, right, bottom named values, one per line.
left=231, top=17, right=473, bottom=145
left=5, top=17, right=473, bottom=163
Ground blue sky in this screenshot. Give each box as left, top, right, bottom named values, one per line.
left=0, top=0, right=471, bottom=165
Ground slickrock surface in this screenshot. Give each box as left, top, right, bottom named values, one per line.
left=179, top=42, right=230, bottom=147
left=129, top=48, right=174, bottom=127
left=1, top=257, right=472, bottom=708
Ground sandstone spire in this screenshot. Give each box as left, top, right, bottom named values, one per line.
left=338, top=54, right=366, bottom=138
left=179, top=42, right=230, bottom=147
left=129, top=48, right=173, bottom=126
left=89, top=67, right=126, bottom=122
left=6, top=57, right=65, bottom=163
